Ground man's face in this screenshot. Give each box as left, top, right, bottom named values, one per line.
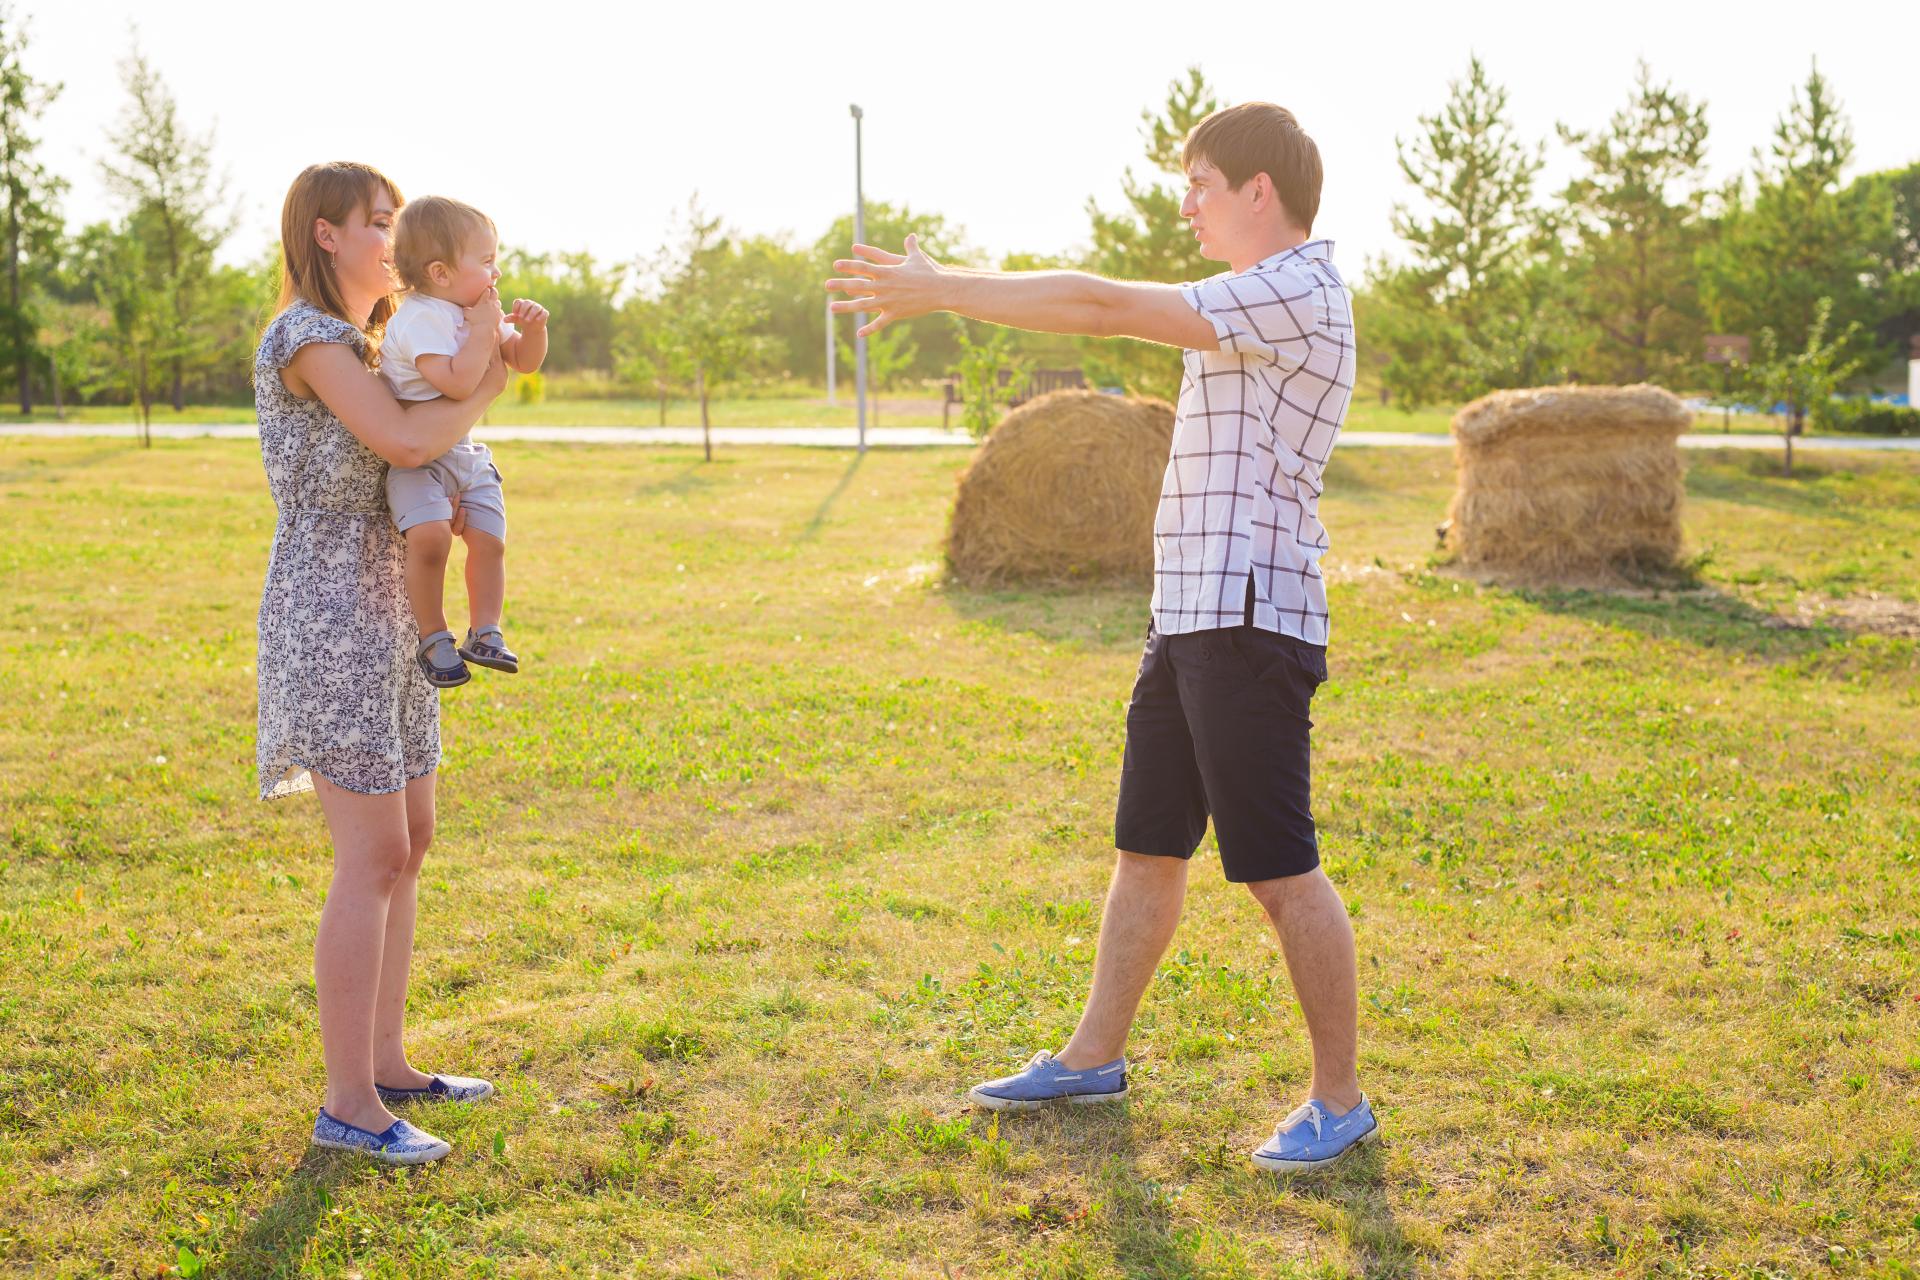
left=1180, top=157, right=1263, bottom=264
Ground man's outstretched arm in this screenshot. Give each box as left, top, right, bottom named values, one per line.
left=826, top=235, right=1219, bottom=351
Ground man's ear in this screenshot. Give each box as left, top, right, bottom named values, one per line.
left=1251, top=172, right=1276, bottom=213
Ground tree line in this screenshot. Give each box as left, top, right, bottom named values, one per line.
left=2, top=10, right=1913, bottom=420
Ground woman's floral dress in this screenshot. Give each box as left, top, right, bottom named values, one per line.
left=254, top=301, right=438, bottom=800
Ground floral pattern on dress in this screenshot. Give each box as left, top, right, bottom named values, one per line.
left=254, top=301, right=439, bottom=800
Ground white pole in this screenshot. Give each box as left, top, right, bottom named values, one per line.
left=1908, top=336, right=1919, bottom=409
left=851, top=103, right=868, bottom=453
left=825, top=295, right=837, bottom=405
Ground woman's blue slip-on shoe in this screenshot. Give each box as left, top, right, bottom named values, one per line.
left=376, top=1073, right=494, bottom=1105
left=967, top=1050, right=1128, bottom=1113
left=311, top=1109, right=451, bottom=1166
left=1250, top=1097, right=1379, bottom=1173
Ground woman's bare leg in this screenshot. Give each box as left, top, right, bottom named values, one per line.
left=371, top=772, right=437, bottom=1090
left=312, top=776, right=412, bottom=1132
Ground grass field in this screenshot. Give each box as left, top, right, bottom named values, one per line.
left=0, top=395, right=1829, bottom=439
left=2, top=437, right=1918, bottom=1278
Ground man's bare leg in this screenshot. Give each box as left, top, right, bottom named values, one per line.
left=1055, top=851, right=1189, bottom=1069
left=1246, top=867, right=1362, bottom=1112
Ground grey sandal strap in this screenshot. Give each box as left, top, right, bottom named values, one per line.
left=417, top=629, right=458, bottom=659
left=468, top=625, right=504, bottom=642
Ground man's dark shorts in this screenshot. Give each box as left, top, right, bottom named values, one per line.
left=1114, top=618, right=1329, bottom=883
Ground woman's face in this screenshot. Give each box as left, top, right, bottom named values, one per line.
left=316, top=186, right=399, bottom=312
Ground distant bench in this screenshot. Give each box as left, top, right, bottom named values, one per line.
left=941, top=368, right=1088, bottom=429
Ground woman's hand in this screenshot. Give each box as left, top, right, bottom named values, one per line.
left=478, top=348, right=510, bottom=403
left=825, top=233, right=947, bottom=337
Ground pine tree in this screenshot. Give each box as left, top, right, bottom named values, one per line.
left=0, top=5, right=65, bottom=413
left=1699, top=63, right=1891, bottom=372
left=101, top=35, right=230, bottom=412
left=1556, top=62, right=1710, bottom=384
left=1082, top=66, right=1219, bottom=401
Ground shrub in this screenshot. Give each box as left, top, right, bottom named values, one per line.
left=1814, top=398, right=1920, bottom=436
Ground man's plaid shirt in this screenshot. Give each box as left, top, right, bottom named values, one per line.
left=1152, top=239, right=1354, bottom=644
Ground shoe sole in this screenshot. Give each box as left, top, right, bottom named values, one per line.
left=458, top=647, right=518, bottom=673
left=310, top=1135, right=452, bottom=1166
left=378, top=1081, right=496, bottom=1105
left=1249, top=1121, right=1379, bottom=1173
left=967, top=1085, right=1128, bottom=1113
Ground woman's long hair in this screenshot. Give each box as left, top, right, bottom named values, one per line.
left=272, top=161, right=404, bottom=368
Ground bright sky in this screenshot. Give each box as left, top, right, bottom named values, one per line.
left=31, top=0, right=1916, bottom=287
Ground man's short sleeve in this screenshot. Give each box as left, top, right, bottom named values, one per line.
left=1181, top=269, right=1316, bottom=370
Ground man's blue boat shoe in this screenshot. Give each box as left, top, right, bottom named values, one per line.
left=1250, top=1096, right=1379, bottom=1172
left=968, top=1050, right=1128, bottom=1112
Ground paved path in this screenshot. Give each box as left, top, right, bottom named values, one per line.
left=5, top=422, right=1919, bottom=452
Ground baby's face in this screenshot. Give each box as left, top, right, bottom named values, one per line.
left=445, top=228, right=502, bottom=307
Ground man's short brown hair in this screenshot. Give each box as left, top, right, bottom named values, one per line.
left=1183, top=103, right=1322, bottom=233
left=393, top=195, right=497, bottom=291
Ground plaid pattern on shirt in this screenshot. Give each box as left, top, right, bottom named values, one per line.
left=1153, top=240, right=1354, bottom=643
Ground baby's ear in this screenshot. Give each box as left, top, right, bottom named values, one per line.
left=428, top=260, right=449, bottom=286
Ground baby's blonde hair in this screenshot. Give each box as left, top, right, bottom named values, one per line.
left=393, top=195, right=497, bottom=291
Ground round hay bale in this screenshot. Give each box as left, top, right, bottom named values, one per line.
left=947, top=390, right=1174, bottom=586
left=1444, top=383, right=1691, bottom=583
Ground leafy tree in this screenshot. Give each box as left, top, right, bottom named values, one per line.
left=100, top=35, right=231, bottom=412
left=1852, top=160, right=1920, bottom=365
left=837, top=322, right=917, bottom=426
left=951, top=319, right=1028, bottom=439
left=614, top=296, right=691, bottom=425
left=656, top=198, right=765, bottom=460
left=1699, top=63, right=1890, bottom=370
left=1734, top=297, right=1862, bottom=474
left=814, top=202, right=969, bottom=382
left=0, top=5, right=64, bottom=413
left=1555, top=62, right=1710, bottom=384
left=1081, top=66, right=1218, bottom=402
left=498, top=250, right=625, bottom=374
left=72, top=219, right=168, bottom=443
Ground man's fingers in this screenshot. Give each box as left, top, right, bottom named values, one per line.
left=855, top=312, right=892, bottom=338
left=850, top=243, right=907, bottom=266
left=824, top=278, right=882, bottom=298
left=828, top=296, right=877, bottom=315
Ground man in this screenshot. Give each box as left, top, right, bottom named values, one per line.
left=825, top=102, right=1373, bottom=1172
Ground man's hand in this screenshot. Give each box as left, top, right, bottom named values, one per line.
left=506, top=298, right=549, bottom=331
left=465, top=286, right=507, bottom=341
left=825, top=234, right=945, bottom=337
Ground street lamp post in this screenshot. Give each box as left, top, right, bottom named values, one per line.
left=851, top=103, right=868, bottom=452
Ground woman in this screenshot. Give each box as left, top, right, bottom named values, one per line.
left=255, top=162, right=508, bottom=1165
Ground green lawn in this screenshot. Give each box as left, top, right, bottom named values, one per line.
left=0, top=395, right=1838, bottom=438
left=2, top=439, right=1917, bottom=1278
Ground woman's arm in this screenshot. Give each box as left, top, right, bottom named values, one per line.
left=285, top=343, right=508, bottom=468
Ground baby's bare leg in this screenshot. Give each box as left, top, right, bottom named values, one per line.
left=403, top=521, right=454, bottom=637
left=461, top=528, right=506, bottom=633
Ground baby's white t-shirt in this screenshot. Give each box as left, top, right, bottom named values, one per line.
left=380, top=293, right=518, bottom=402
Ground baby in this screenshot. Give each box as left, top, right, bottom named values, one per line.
left=382, top=196, right=549, bottom=688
